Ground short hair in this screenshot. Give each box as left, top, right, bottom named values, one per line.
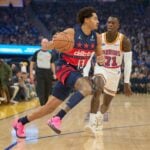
left=77, top=7, right=97, bottom=24
left=108, top=15, right=120, bottom=23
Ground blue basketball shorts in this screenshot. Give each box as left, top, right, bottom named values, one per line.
left=52, top=71, right=83, bottom=100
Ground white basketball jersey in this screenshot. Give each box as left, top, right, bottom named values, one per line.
left=101, top=32, right=124, bottom=69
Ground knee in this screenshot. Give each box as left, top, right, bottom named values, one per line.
left=82, top=84, right=92, bottom=96
left=93, top=76, right=105, bottom=93
left=75, top=78, right=92, bottom=96
left=80, top=81, right=92, bottom=96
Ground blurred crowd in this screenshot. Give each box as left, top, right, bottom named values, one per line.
left=0, top=7, right=41, bottom=45
left=0, top=0, right=149, bottom=102
left=0, top=59, right=36, bottom=104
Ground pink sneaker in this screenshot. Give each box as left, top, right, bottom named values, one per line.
left=47, top=116, right=61, bottom=134
left=13, top=119, right=26, bottom=138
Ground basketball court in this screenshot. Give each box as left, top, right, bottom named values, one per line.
left=1, top=94, right=150, bottom=150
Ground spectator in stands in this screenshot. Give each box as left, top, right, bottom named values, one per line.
left=10, top=71, right=29, bottom=102
left=0, top=59, right=12, bottom=103
left=11, top=63, right=19, bottom=76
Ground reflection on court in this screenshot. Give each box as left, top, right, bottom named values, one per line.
left=1, top=94, right=150, bottom=150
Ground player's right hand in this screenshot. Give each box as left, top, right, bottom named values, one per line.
left=124, top=83, right=133, bottom=96
left=96, top=54, right=105, bottom=65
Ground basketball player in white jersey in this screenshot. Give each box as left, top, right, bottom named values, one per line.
left=86, top=16, right=133, bottom=133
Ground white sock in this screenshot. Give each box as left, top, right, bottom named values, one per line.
left=97, top=111, right=103, bottom=117
left=96, top=111, right=103, bottom=126
left=89, top=113, right=97, bottom=125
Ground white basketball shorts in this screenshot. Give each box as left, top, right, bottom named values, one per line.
left=94, top=64, right=121, bottom=96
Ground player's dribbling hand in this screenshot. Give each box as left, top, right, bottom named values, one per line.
left=96, top=55, right=105, bottom=66
left=124, top=83, right=133, bottom=96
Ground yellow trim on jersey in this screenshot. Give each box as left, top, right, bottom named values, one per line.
left=104, top=32, right=119, bottom=45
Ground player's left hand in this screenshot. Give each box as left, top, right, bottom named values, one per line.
left=124, top=83, right=133, bottom=96
left=96, top=55, right=105, bottom=65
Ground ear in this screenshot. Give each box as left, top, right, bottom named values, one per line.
left=117, top=22, right=120, bottom=30
left=84, top=18, right=89, bottom=24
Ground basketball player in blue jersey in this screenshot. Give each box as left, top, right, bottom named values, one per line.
left=85, top=16, right=133, bottom=134
left=12, top=7, right=104, bottom=138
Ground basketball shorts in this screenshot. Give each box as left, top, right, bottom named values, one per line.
left=52, top=71, right=82, bottom=100
left=94, top=64, right=121, bottom=96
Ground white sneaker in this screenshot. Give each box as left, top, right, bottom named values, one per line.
left=84, top=113, right=97, bottom=137
left=95, top=111, right=103, bottom=131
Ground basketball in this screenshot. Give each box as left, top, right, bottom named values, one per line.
left=52, top=32, right=74, bottom=52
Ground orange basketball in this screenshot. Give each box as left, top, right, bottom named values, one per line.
left=52, top=32, right=74, bottom=52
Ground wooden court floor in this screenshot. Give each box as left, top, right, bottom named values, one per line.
left=0, top=94, right=150, bottom=150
